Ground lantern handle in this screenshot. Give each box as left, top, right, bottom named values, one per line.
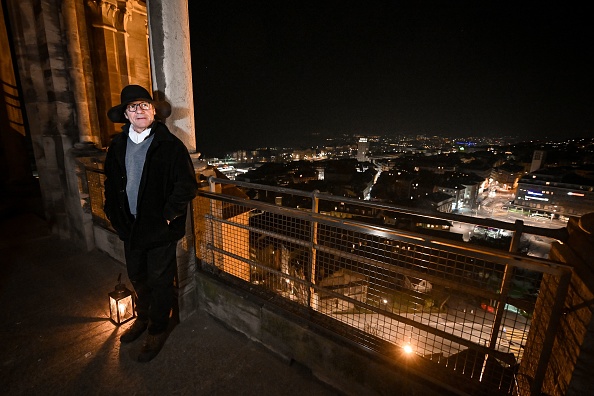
left=114, top=273, right=126, bottom=292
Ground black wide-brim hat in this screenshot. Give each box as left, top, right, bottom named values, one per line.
left=107, top=84, right=172, bottom=123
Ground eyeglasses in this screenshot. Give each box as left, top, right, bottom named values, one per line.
left=126, top=102, right=152, bottom=112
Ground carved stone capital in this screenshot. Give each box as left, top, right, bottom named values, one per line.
left=85, top=0, right=131, bottom=32
left=127, top=0, right=148, bottom=33
left=129, top=0, right=147, bottom=17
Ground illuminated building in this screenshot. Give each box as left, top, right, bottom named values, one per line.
left=514, top=166, right=594, bottom=217
left=357, top=137, right=369, bottom=162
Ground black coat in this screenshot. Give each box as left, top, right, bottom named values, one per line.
left=103, top=122, right=198, bottom=249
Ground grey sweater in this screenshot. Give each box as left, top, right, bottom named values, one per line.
left=125, top=134, right=154, bottom=216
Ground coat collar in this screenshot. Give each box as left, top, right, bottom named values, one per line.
left=119, top=121, right=174, bottom=142
left=112, top=121, right=173, bottom=167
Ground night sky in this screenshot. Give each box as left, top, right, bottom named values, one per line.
left=189, top=1, right=593, bottom=157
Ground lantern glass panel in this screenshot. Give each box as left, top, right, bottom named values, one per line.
left=109, top=289, right=135, bottom=325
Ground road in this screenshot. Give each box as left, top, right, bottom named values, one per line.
left=478, top=189, right=567, bottom=229
left=450, top=189, right=566, bottom=258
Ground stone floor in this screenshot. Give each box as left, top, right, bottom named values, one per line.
left=0, top=204, right=341, bottom=395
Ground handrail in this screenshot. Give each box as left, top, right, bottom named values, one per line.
left=208, top=177, right=569, bottom=242
left=198, top=189, right=569, bottom=276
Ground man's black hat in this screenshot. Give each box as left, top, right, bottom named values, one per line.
left=107, top=84, right=172, bottom=123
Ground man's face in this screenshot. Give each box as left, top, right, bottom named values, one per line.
left=124, top=101, right=155, bottom=132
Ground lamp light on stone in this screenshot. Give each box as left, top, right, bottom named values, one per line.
left=109, top=273, right=135, bottom=325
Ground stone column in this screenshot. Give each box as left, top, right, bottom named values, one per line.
left=146, top=0, right=198, bottom=321
left=62, top=0, right=101, bottom=147
left=5, top=0, right=93, bottom=249
left=125, top=0, right=152, bottom=88
left=146, top=0, right=196, bottom=152
left=85, top=0, right=131, bottom=145
left=6, top=0, right=74, bottom=238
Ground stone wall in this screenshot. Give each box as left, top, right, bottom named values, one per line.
left=85, top=0, right=152, bottom=146
left=6, top=0, right=83, bottom=241
left=518, top=214, right=594, bottom=395
left=0, top=3, right=31, bottom=190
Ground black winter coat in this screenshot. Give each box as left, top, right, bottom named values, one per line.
left=103, top=122, right=198, bottom=249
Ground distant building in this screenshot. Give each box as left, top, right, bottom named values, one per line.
left=357, top=137, right=370, bottom=162
left=217, top=165, right=238, bottom=180
left=419, top=191, right=456, bottom=213
left=314, top=164, right=325, bottom=180
left=530, top=150, right=547, bottom=173
left=514, top=165, right=594, bottom=217
left=435, top=182, right=466, bottom=211
left=370, top=169, right=421, bottom=201
left=412, top=156, right=458, bottom=174
left=434, top=172, right=482, bottom=211
left=324, top=159, right=359, bottom=184
left=292, top=148, right=317, bottom=161
left=233, top=150, right=248, bottom=162
left=287, top=161, right=317, bottom=184
left=490, top=163, right=526, bottom=189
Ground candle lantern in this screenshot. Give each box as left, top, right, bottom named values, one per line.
left=109, top=273, right=136, bottom=325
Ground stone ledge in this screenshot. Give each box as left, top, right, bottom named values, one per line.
left=194, top=269, right=475, bottom=396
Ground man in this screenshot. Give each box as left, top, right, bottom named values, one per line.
left=103, top=85, right=198, bottom=362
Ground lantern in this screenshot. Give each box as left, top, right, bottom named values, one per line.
left=109, top=273, right=136, bottom=325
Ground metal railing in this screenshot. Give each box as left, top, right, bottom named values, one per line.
left=193, top=177, right=572, bottom=395
left=79, top=155, right=112, bottom=230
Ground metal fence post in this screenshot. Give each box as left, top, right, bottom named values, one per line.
left=482, top=220, right=524, bottom=381
left=207, top=176, right=223, bottom=270
left=509, top=219, right=524, bottom=253
left=489, top=219, right=528, bottom=347
left=309, top=190, right=319, bottom=309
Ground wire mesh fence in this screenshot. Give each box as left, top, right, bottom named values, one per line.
left=194, top=177, right=572, bottom=395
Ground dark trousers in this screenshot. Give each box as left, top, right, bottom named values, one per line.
left=124, top=241, right=177, bottom=335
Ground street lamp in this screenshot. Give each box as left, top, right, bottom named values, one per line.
left=403, top=344, right=414, bottom=354
left=108, top=273, right=135, bottom=325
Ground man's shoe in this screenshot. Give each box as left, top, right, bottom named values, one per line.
left=137, top=332, right=167, bottom=363
left=120, top=319, right=148, bottom=343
